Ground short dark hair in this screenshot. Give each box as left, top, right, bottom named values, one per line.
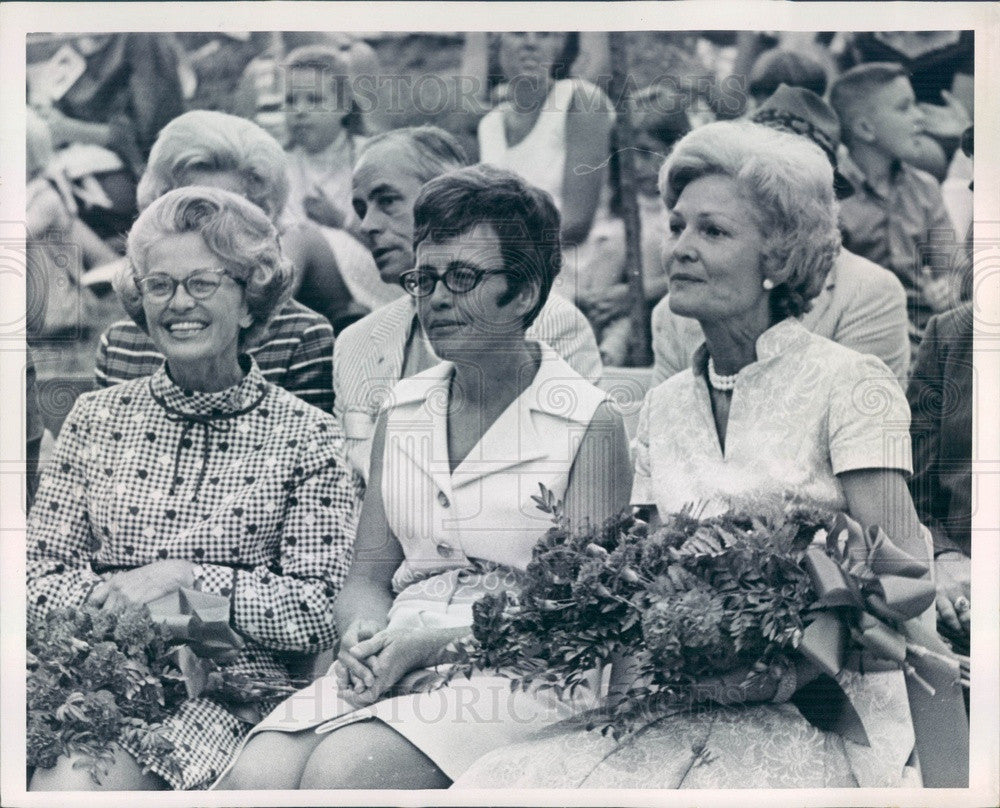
left=748, top=49, right=828, bottom=103
left=412, top=165, right=562, bottom=329
left=829, top=62, right=908, bottom=144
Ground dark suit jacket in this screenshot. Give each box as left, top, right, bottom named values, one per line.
left=907, top=302, right=973, bottom=556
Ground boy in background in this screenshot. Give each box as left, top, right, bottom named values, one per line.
left=830, top=62, right=961, bottom=349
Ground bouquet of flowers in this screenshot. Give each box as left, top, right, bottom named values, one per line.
left=457, top=486, right=958, bottom=743
left=27, top=591, right=303, bottom=784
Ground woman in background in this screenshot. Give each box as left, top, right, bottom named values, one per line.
left=478, top=32, right=615, bottom=302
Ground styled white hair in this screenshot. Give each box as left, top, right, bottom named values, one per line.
left=118, top=186, right=293, bottom=348
left=136, top=110, right=290, bottom=222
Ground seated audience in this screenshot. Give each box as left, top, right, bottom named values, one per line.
left=457, top=120, right=965, bottom=790
left=746, top=47, right=828, bottom=114
left=477, top=32, right=616, bottom=301
left=337, top=125, right=602, bottom=482
left=281, top=45, right=392, bottom=317
left=28, top=186, right=360, bottom=791
left=215, top=166, right=630, bottom=790
left=30, top=33, right=185, bottom=239
left=94, top=111, right=341, bottom=412
left=575, top=84, right=690, bottom=365
left=907, top=302, right=973, bottom=644
left=830, top=63, right=961, bottom=350
left=653, top=84, right=910, bottom=385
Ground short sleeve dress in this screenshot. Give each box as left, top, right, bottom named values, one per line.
left=27, top=358, right=361, bottom=789
left=216, top=343, right=613, bottom=783
left=455, top=319, right=924, bottom=789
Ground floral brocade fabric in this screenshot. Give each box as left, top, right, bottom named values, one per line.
left=632, top=318, right=912, bottom=518
left=455, top=670, right=918, bottom=788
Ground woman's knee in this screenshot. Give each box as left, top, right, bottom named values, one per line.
left=29, top=747, right=166, bottom=791
left=217, top=731, right=322, bottom=790
left=299, top=722, right=450, bottom=790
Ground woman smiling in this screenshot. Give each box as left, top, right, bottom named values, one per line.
left=27, top=186, right=361, bottom=791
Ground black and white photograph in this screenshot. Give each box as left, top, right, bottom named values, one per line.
left=1, top=2, right=997, bottom=806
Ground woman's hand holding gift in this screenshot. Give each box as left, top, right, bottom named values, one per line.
left=87, top=560, right=196, bottom=611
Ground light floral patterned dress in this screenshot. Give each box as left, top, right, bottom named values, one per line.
left=456, top=319, right=922, bottom=788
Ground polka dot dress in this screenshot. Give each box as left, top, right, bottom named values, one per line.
left=27, top=358, right=362, bottom=789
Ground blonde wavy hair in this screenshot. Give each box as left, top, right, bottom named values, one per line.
left=659, top=120, right=841, bottom=319
left=117, top=186, right=293, bottom=349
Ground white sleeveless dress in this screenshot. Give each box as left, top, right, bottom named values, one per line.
left=478, top=78, right=616, bottom=302
left=214, top=343, right=610, bottom=782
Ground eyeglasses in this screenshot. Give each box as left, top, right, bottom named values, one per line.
left=399, top=266, right=512, bottom=298
left=137, top=269, right=241, bottom=302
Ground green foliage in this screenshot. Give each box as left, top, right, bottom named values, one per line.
left=455, top=487, right=833, bottom=735
left=26, top=600, right=303, bottom=785
left=27, top=601, right=186, bottom=785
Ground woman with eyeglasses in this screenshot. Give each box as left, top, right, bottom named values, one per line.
left=216, top=165, right=631, bottom=790
left=27, top=186, right=361, bottom=791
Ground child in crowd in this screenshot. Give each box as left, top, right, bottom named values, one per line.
left=574, top=85, right=689, bottom=366
left=282, top=45, right=367, bottom=232
left=830, top=62, right=961, bottom=349
left=280, top=45, right=394, bottom=313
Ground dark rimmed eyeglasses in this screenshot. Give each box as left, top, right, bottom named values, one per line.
left=137, top=269, right=242, bottom=302
left=399, top=266, right=513, bottom=298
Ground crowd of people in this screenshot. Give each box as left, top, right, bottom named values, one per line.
left=24, top=29, right=973, bottom=791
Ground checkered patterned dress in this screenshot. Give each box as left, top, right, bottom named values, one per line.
left=27, top=358, right=361, bottom=789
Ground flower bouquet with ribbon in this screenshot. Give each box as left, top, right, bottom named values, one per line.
left=27, top=589, right=302, bottom=784
left=455, top=486, right=967, bottom=784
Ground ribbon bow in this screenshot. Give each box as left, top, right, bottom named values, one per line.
left=147, top=587, right=245, bottom=698
left=794, top=514, right=967, bottom=787
left=799, top=513, right=936, bottom=682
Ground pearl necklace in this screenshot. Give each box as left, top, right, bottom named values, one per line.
left=707, top=357, right=738, bottom=392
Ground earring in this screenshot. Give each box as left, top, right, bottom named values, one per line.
left=762, top=278, right=775, bottom=291
left=240, top=316, right=253, bottom=328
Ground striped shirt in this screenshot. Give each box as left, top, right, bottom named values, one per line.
left=95, top=299, right=335, bottom=412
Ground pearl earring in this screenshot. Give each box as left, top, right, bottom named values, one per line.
left=762, top=278, right=775, bottom=291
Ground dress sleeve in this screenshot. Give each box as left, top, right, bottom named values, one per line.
left=198, top=422, right=362, bottom=654
left=26, top=397, right=103, bottom=622
left=829, top=353, right=913, bottom=476
left=94, top=328, right=112, bottom=388
left=284, top=318, right=335, bottom=413
left=630, top=388, right=656, bottom=506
